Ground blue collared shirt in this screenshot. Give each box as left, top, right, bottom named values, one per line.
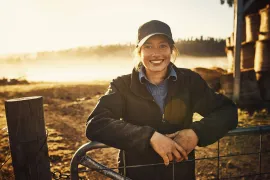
left=139, top=65, right=177, bottom=114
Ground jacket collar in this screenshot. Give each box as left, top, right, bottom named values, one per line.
left=130, top=68, right=153, bottom=100
left=130, top=62, right=184, bottom=100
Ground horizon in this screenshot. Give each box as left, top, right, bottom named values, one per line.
left=0, top=56, right=228, bottom=82
left=0, top=0, right=233, bottom=55
left=0, top=36, right=226, bottom=56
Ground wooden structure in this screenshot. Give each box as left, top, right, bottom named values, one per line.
left=5, top=96, right=51, bottom=180
left=232, top=0, right=270, bottom=102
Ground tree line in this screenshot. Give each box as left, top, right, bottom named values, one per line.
left=36, top=37, right=226, bottom=59
left=1, top=37, right=226, bottom=63
left=175, top=37, right=226, bottom=57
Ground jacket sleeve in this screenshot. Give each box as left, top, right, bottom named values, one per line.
left=190, top=72, right=238, bottom=147
left=85, top=80, right=156, bottom=153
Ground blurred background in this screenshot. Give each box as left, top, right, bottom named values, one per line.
left=0, top=0, right=233, bottom=82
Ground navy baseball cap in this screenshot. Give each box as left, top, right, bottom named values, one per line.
left=136, top=20, right=175, bottom=48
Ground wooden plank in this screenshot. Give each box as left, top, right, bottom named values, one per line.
left=5, top=96, right=51, bottom=180
left=233, top=0, right=244, bottom=102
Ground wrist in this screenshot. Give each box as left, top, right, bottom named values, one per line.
left=150, top=131, right=158, bottom=146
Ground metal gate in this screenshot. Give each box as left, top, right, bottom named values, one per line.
left=70, top=125, right=270, bottom=180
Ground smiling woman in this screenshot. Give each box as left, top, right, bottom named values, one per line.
left=85, top=20, right=238, bottom=180
left=137, top=22, right=176, bottom=85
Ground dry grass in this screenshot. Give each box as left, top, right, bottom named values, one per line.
left=0, top=82, right=109, bottom=179
left=0, top=82, right=270, bottom=179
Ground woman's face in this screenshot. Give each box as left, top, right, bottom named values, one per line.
left=140, top=35, right=172, bottom=75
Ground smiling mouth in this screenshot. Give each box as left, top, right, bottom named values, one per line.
left=150, top=60, right=164, bottom=64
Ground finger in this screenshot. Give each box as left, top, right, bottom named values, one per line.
left=187, top=149, right=193, bottom=155
left=167, top=153, right=173, bottom=162
left=165, top=131, right=179, bottom=139
left=172, top=149, right=181, bottom=162
left=179, top=157, right=184, bottom=162
left=165, top=133, right=176, bottom=138
left=161, top=153, right=170, bottom=166
left=174, top=142, right=188, bottom=160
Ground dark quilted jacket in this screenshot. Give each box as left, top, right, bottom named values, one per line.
left=86, top=63, right=238, bottom=180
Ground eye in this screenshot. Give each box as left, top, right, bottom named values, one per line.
left=143, top=45, right=152, bottom=49
left=160, top=44, right=168, bottom=48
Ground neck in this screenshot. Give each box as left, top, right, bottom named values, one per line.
left=145, top=69, right=167, bottom=85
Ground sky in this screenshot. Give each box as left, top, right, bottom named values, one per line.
left=0, top=0, right=234, bottom=55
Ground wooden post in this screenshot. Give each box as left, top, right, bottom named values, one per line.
left=5, top=96, right=51, bottom=180
left=233, top=0, right=244, bottom=103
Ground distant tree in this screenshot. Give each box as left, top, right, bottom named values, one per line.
left=220, top=0, right=234, bottom=7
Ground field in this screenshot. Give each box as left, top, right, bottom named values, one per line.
left=0, top=82, right=270, bottom=180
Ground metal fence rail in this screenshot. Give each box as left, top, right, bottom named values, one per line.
left=70, top=125, right=270, bottom=180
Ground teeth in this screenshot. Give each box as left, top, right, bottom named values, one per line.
left=151, top=60, right=163, bottom=64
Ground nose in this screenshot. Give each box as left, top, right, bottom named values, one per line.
left=151, top=48, right=161, bottom=57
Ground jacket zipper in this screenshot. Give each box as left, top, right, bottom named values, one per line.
left=136, top=94, right=165, bottom=123
left=162, top=113, right=165, bottom=123
left=152, top=98, right=166, bottom=123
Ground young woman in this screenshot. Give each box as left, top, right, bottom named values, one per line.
left=86, top=20, right=238, bottom=180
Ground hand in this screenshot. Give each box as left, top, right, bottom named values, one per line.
left=150, top=131, right=188, bottom=166
left=167, top=129, right=198, bottom=155
left=165, top=131, right=180, bottom=139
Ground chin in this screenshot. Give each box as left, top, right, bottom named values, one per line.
left=148, top=66, right=167, bottom=73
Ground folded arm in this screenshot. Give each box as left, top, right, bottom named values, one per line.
left=86, top=82, right=156, bottom=153
left=189, top=72, right=238, bottom=147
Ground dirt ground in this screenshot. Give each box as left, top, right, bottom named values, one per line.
left=0, top=82, right=270, bottom=180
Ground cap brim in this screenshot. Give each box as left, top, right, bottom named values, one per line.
left=136, top=33, right=175, bottom=48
